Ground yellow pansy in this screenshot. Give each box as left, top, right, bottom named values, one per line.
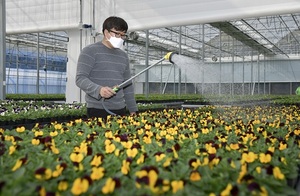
left=273, top=167, right=285, bottom=180
left=230, top=143, right=239, bottom=150
left=54, top=123, right=62, bottom=130
left=126, top=148, right=138, bottom=158
left=71, top=178, right=89, bottom=195
left=122, top=141, right=133, bottom=149
left=9, top=145, right=16, bottom=155
left=121, top=160, right=131, bottom=175
left=51, top=146, right=60, bottom=154
left=241, top=152, right=258, bottom=163
left=34, top=130, right=43, bottom=137
left=221, top=183, right=232, bottom=196
left=279, top=142, right=287, bottom=150
left=35, top=168, right=52, bottom=180
left=102, top=178, right=116, bottom=194
left=171, top=180, right=184, bottom=194
left=31, top=138, right=40, bottom=145
left=58, top=180, right=68, bottom=191
left=16, top=126, right=25, bottom=133
left=155, top=153, right=166, bottom=162
left=190, top=171, right=201, bottom=181
left=50, top=130, right=58, bottom=137
left=91, top=167, right=105, bottom=180
left=136, top=154, right=145, bottom=164
left=105, top=131, right=113, bottom=138
left=259, top=153, right=271, bottom=163
left=52, top=165, right=64, bottom=178
left=201, top=127, right=209, bottom=134
left=191, top=159, right=201, bottom=170
left=268, top=146, right=275, bottom=153
left=70, top=152, right=84, bottom=163
left=256, top=166, right=261, bottom=174
left=90, top=155, right=103, bottom=167
left=12, top=159, right=23, bottom=171
left=105, top=142, right=116, bottom=154
left=163, top=157, right=172, bottom=167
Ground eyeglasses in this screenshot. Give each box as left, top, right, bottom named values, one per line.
left=109, top=30, right=128, bottom=40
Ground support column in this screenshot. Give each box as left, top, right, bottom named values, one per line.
left=65, top=29, right=84, bottom=103
left=65, top=0, right=99, bottom=103
left=145, top=30, right=149, bottom=97
left=0, top=0, right=6, bottom=100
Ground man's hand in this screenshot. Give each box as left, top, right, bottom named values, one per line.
left=100, top=86, right=116, bottom=98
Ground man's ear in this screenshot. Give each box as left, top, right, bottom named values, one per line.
left=103, top=29, right=109, bottom=37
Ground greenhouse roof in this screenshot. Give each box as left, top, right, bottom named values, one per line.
left=4, top=0, right=300, bottom=62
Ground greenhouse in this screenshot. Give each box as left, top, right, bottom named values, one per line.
left=1, top=0, right=300, bottom=100
left=1, top=0, right=300, bottom=195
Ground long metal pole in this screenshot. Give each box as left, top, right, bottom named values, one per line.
left=0, top=0, right=6, bottom=100
left=116, top=57, right=165, bottom=90
left=79, top=0, right=83, bottom=102
left=45, top=49, right=48, bottom=94
left=219, top=29, right=221, bottom=95
left=17, top=44, right=19, bottom=93
left=145, top=30, right=149, bottom=97
left=178, top=26, right=182, bottom=95
left=36, top=33, right=40, bottom=94
left=257, top=55, right=260, bottom=94
left=231, top=38, right=234, bottom=95
left=242, top=55, right=245, bottom=95
left=263, top=54, right=266, bottom=94
left=201, top=24, right=204, bottom=94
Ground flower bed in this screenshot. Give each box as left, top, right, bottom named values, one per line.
left=0, top=105, right=299, bottom=195
left=0, top=100, right=86, bottom=128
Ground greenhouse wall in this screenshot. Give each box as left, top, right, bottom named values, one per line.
left=5, top=59, right=299, bottom=95
left=6, top=68, right=66, bottom=94
left=133, top=58, right=300, bottom=95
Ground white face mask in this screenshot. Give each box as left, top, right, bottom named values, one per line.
left=107, top=36, right=124, bottom=49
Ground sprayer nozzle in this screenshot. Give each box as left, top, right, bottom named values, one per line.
left=164, top=52, right=173, bottom=61
left=164, top=52, right=178, bottom=64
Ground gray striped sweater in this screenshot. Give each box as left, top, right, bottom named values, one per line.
left=75, top=42, right=138, bottom=113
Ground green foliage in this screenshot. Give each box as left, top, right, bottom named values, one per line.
left=296, top=87, right=300, bottom=95
left=1, top=94, right=300, bottom=124
left=6, top=94, right=65, bottom=101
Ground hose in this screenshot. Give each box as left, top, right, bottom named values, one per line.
left=101, top=97, right=117, bottom=116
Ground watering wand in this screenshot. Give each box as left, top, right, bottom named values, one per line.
left=102, top=51, right=177, bottom=116
left=112, top=51, right=177, bottom=92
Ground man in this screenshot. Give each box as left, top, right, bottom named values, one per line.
left=76, top=16, right=138, bottom=119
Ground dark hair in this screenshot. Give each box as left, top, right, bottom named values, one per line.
left=102, top=16, right=128, bottom=34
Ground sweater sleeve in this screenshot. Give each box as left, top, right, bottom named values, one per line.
left=75, top=47, right=102, bottom=100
